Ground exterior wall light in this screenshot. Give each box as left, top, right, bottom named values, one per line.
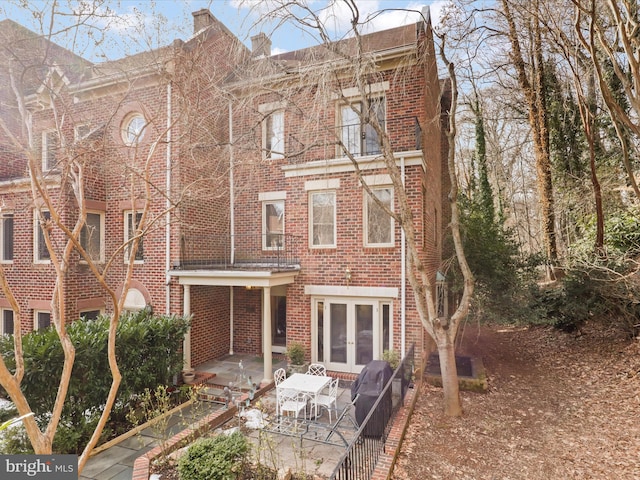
left=345, top=267, right=352, bottom=285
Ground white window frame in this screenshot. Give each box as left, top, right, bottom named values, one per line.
left=309, top=190, right=337, bottom=249
left=364, top=186, right=394, bottom=247
left=42, top=130, right=59, bottom=171
left=121, top=113, right=147, bottom=146
left=380, top=302, right=392, bottom=354
left=34, top=310, right=51, bottom=331
left=263, top=110, right=284, bottom=159
left=34, top=210, right=51, bottom=264
left=80, top=211, right=105, bottom=263
left=0, top=212, right=13, bottom=263
left=338, top=96, right=386, bottom=157
left=80, top=309, right=103, bottom=321
left=124, top=210, right=144, bottom=264
left=0, top=309, right=14, bottom=335
left=262, top=199, right=285, bottom=250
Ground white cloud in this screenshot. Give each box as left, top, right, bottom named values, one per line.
left=318, top=1, right=446, bottom=37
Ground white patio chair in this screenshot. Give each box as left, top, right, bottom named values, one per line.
left=274, top=367, right=286, bottom=385
left=306, top=363, right=327, bottom=376
left=273, top=367, right=287, bottom=416
left=315, top=377, right=339, bottom=422
left=278, top=389, right=312, bottom=422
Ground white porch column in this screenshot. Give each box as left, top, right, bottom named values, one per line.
left=262, top=286, right=273, bottom=384
left=182, top=284, right=193, bottom=372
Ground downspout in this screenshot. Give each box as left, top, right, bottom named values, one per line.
left=401, top=157, right=406, bottom=358
left=228, top=100, right=235, bottom=355
left=165, top=83, right=172, bottom=314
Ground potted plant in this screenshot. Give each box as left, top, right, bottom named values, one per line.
left=285, top=341, right=308, bottom=374
left=182, top=370, right=196, bottom=385
left=383, top=349, right=400, bottom=370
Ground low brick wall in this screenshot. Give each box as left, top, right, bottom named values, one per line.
left=133, top=374, right=422, bottom=480
left=132, top=381, right=274, bottom=480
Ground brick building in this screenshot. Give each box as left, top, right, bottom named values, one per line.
left=0, top=8, right=448, bottom=383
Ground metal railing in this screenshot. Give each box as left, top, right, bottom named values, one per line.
left=173, top=233, right=300, bottom=271
left=337, top=116, right=422, bottom=156
left=330, top=344, right=415, bottom=480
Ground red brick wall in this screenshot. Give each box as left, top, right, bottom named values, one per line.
left=189, top=285, right=230, bottom=366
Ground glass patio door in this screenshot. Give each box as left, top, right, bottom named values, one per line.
left=318, top=298, right=378, bottom=373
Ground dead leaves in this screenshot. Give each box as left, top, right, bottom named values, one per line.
left=392, top=322, right=640, bottom=480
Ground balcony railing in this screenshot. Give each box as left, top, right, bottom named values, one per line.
left=173, top=233, right=300, bottom=271
left=337, top=116, right=422, bottom=157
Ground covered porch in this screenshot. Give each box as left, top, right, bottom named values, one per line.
left=169, top=268, right=299, bottom=385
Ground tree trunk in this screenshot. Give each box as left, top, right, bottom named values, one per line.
left=436, top=330, right=462, bottom=416
left=502, top=0, right=558, bottom=265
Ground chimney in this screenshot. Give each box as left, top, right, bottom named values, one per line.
left=192, top=9, right=214, bottom=34
left=251, top=33, right=271, bottom=58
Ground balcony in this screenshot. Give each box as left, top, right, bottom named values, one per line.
left=337, top=116, right=422, bottom=157
left=173, top=233, right=300, bottom=272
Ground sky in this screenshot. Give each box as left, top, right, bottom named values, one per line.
left=0, top=0, right=448, bottom=62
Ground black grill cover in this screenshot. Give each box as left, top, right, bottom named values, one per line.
left=351, top=360, right=393, bottom=437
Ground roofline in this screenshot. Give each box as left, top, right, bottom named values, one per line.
left=226, top=42, right=418, bottom=93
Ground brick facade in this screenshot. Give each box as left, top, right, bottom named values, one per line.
left=0, top=8, right=448, bottom=374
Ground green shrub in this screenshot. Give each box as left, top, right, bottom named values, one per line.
left=178, top=432, right=250, bottom=480
left=285, top=341, right=305, bottom=365
left=0, top=310, right=190, bottom=453
left=528, top=270, right=607, bottom=332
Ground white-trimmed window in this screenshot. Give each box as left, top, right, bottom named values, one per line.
left=0, top=213, right=13, bottom=263
left=381, top=303, right=391, bottom=353
left=121, top=113, right=147, bottom=146
left=34, top=210, right=51, bottom=263
left=364, top=186, right=394, bottom=247
left=310, top=191, right=336, bottom=248
left=80, top=211, right=105, bottom=263
left=34, top=311, right=51, bottom=330
left=339, top=96, right=386, bottom=157
left=1, top=309, right=14, bottom=335
left=124, top=211, right=144, bottom=263
left=42, top=130, right=60, bottom=170
left=263, top=200, right=284, bottom=250
left=264, top=110, right=284, bottom=159
left=80, top=309, right=102, bottom=321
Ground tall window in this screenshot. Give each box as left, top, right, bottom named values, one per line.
left=124, top=211, right=144, bottom=263
left=1, top=309, right=14, bottom=335
left=42, top=130, right=59, bottom=170
left=365, top=187, right=394, bottom=247
left=310, top=191, right=336, bottom=248
left=263, top=200, right=284, bottom=249
left=340, top=97, right=385, bottom=156
left=382, top=303, right=391, bottom=352
left=80, top=212, right=104, bottom=262
left=34, top=210, right=51, bottom=263
left=0, top=213, right=13, bottom=262
left=34, top=311, right=51, bottom=330
left=264, top=110, right=284, bottom=159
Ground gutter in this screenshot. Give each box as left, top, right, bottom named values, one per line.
left=165, top=83, right=172, bottom=314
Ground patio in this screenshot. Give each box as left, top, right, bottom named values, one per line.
left=190, top=354, right=362, bottom=478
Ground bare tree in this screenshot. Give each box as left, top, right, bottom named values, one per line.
left=0, top=3, right=241, bottom=470
left=234, top=0, right=474, bottom=416
left=574, top=0, right=640, bottom=201
left=499, top=0, right=558, bottom=270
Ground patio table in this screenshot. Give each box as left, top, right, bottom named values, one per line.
left=276, top=373, right=330, bottom=419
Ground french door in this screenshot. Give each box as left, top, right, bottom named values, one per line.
left=315, top=298, right=381, bottom=373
